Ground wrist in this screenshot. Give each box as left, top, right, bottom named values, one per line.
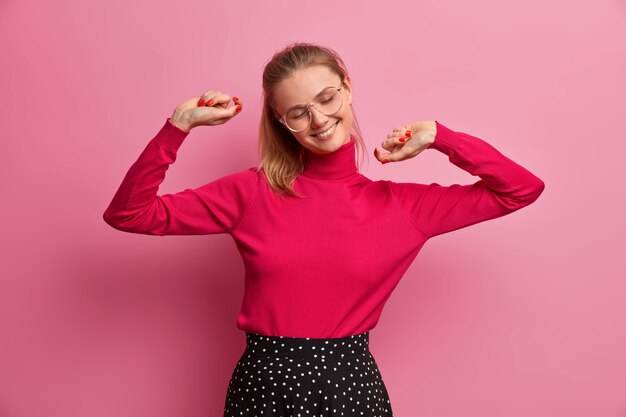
left=429, top=120, right=437, bottom=145
left=169, top=110, right=192, bottom=132
left=409, top=120, right=437, bottom=146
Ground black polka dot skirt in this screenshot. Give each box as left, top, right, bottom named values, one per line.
left=222, top=331, right=394, bottom=417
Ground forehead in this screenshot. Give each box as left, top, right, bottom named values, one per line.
left=273, top=65, right=340, bottom=112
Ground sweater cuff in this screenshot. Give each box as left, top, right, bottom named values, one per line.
left=153, top=117, right=190, bottom=150
left=428, top=120, right=454, bottom=152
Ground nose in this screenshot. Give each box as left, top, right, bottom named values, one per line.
left=309, top=105, right=329, bottom=129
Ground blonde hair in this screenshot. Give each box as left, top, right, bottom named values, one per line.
left=256, top=42, right=368, bottom=198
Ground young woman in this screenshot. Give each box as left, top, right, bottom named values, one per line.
left=103, top=42, right=545, bottom=417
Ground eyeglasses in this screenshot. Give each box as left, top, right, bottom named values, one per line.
left=277, top=83, right=344, bottom=132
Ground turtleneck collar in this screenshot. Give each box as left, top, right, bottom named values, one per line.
left=301, top=135, right=358, bottom=180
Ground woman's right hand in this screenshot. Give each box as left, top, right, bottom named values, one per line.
left=169, top=90, right=243, bottom=132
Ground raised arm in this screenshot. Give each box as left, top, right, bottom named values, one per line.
left=102, top=118, right=259, bottom=236
left=388, top=121, right=545, bottom=239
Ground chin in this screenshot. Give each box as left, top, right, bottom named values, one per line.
left=310, top=138, right=346, bottom=155
left=299, top=118, right=352, bottom=154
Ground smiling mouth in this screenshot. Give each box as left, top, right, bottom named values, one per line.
left=311, top=120, right=339, bottom=137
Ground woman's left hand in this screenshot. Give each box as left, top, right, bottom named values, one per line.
left=374, top=120, right=437, bottom=164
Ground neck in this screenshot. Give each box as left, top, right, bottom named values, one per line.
left=301, top=135, right=358, bottom=180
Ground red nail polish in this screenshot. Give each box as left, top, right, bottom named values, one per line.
left=233, top=96, right=239, bottom=102
left=399, top=138, right=405, bottom=142
left=235, top=105, right=241, bottom=112
left=382, top=159, right=389, bottom=164
left=405, top=131, right=411, bottom=137
left=198, top=99, right=205, bottom=106
left=207, top=99, right=214, bottom=106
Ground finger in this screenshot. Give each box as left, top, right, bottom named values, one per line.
left=376, top=142, right=414, bottom=163
left=381, top=141, right=402, bottom=153
left=209, top=104, right=242, bottom=122
left=197, top=90, right=217, bottom=107
left=374, top=146, right=395, bottom=164
left=197, top=90, right=232, bottom=107
left=205, top=92, right=232, bottom=108
left=382, top=130, right=412, bottom=151
left=373, top=146, right=386, bottom=163
left=373, top=145, right=397, bottom=164
left=387, top=128, right=412, bottom=139
left=391, top=125, right=412, bottom=133
left=386, top=128, right=412, bottom=141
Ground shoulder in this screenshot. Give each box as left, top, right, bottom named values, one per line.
left=217, top=166, right=262, bottom=183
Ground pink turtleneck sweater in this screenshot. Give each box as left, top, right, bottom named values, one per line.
left=103, top=118, right=544, bottom=338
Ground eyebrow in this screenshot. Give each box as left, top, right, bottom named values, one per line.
left=284, top=86, right=337, bottom=113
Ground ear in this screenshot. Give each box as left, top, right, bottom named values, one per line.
left=343, top=77, right=353, bottom=105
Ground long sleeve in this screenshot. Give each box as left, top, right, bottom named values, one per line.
left=103, top=118, right=260, bottom=236
left=388, top=120, right=545, bottom=239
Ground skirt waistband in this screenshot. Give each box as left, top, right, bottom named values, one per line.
left=243, top=331, right=370, bottom=359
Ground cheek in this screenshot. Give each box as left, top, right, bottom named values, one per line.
left=340, top=109, right=353, bottom=125
left=295, top=132, right=309, bottom=142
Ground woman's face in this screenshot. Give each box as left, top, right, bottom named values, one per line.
left=272, top=65, right=353, bottom=155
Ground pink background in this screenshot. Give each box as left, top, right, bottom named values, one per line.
left=2, top=0, right=625, bottom=416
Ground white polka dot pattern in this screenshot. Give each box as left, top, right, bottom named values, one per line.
left=222, top=331, right=393, bottom=417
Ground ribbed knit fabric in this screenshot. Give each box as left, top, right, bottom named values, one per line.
left=104, top=118, right=545, bottom=338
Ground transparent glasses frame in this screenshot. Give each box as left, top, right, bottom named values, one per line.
left=278, top=82, right=345, bottom=132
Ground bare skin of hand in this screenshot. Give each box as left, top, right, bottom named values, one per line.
left=169, top=90, right=243, bottom=132
left=373, top=120, right=437, bottom=164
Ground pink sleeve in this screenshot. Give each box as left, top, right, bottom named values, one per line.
left=388, top=121, right=545, bottom=239
left=103, top=118, right=260, bottom=236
